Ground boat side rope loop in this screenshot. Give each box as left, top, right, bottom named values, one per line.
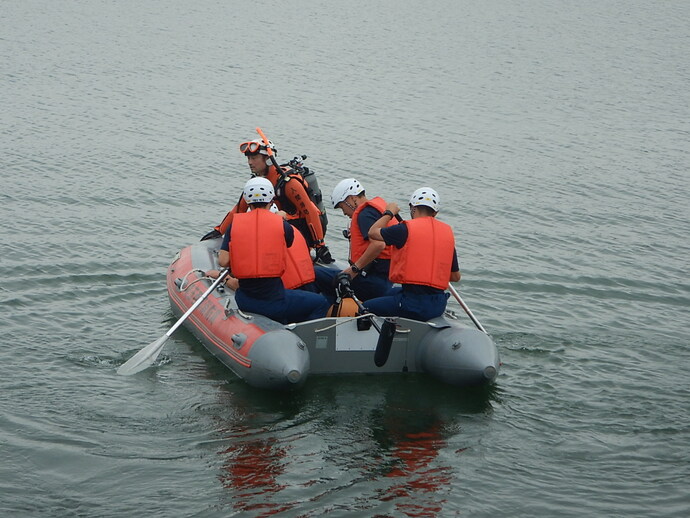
left=315, top=314, right=373, bottom=332
left=178, top=269, right=213, bottom=291
left=314, top=316, right=411, bottom=334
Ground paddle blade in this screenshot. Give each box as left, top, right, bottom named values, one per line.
left=117, top=335, right=169, bottom=376
left=374, top=318, right=396, bottom=367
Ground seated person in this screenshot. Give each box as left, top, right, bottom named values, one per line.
left=216, top=177, right=330, bottom=324
left=315, top=178, right=396, bottom=303
left=364, top=187, right=460, bottom=322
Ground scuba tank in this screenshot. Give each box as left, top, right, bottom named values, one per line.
left=277, top=155, right=328, bottom=235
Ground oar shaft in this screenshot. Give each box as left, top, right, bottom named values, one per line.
left=349, top=293, right=396, bottom=368
left=350, top=295, right=381, bottom=332
left=117, top=269, right=232, bottom=375
left=448, top=283, right=487, bottom=334
left=392, top=214, right=486, bottom=333
left=166, top=269, right=230, bottom=337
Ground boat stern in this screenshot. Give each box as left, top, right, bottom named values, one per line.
left=418, top=325, right=500, bottom=386
left=244, top=329, right=311, bottom=390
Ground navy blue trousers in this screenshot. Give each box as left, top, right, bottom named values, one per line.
left=363, top=287, right=450, bottom=322
left=235, top=287, right=330, bottom=324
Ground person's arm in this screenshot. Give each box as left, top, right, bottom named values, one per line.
left=214, top=197, right=248, bottom=235
left=283, top=220, right=295, bottom=248
left=450, top=249, right=461, bottom=282
left=343, top=208, right=386, bottom=277
left=368, top=202, right=400, bottom=241
left=218, top=227, right=231, bottom=268
left=284, top=178, right=324, bottom=245
left=346, top=240, right=386, bottom=276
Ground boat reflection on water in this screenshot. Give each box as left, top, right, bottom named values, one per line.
left=369, top=379, right=496, bottom=516
left=375, top=414, right=453, bottom=516
left=217, top=428, right=290, bottom=516
left=209, top=375, right=499, bottom=516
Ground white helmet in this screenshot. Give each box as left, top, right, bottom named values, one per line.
left=331, top=178, right=364, bottom=209
left=239, top=139, right=277, bottom=156
left=409, top=187, right=440, bottom=212
left=243, top=177, right=275, bottom=204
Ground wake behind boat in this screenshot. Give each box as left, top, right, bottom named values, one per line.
left=151, top=238, right=500, bottom=390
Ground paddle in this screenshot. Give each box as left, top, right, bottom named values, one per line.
left=371, top=212, right=488, bottom=364
left=392, top=212, right=488, bottom=334
left=333, top=273, right=396, bottom=367
left=447, top=283, right=488, bottom=334
left=117, top=269, right=231, bottom=375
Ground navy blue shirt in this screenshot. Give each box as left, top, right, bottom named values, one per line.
left=222, top=219, right=295, bottom=300
left=356, top=205, right=391, bottom=276
left=380, top=222, right=459, bottom=295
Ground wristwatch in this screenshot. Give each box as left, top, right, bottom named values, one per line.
left=383, top=209, right=395, bottom=218
left=351, top=264, right=361, bottom=274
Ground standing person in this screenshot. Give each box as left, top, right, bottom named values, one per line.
left=201, top=136, right=334, bottom=264
left=364, top=187, right=461, bottom=322
left=217, top=177, right=330, bottom=324
left=315, top=178, right=395, bottom=302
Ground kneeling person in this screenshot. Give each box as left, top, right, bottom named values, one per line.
left=218, top=178, right=330, bottom=324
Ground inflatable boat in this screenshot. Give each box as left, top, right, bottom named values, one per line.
left=161, top=238, right=499, bottom=390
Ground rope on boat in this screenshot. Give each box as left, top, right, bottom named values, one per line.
left=314, top=314, right=373, bottom=332
left=444, top=309, right=459, bottom=320
left=179, top=269, right=213, bottom=292
left=312, top=314, right=409, bottom=334
left=223, top=298, right=252, bottom=320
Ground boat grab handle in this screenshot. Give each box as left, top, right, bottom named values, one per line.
left=223, top=298, right=252, bottom=320
left=178, top=269, right=211, bottom=292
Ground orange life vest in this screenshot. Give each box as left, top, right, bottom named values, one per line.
left=215, top=165, right=325, bottom=244
left=349, top=197, right=395, bottom=263
left=281, top=229, right=316, bottom=289
left=230, top=209, right=287, bottom=279
left=389, top=217, right=455, bottom=290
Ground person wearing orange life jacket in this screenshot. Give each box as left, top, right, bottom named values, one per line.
left=282, top=225, right=319, bottom=291
left=217, top=177, right=330, bottom=324
left=265, top=204, right=318, bottom=291
left=201, top=137, right=334, bottom=264
left=207, top=203, right=317, bottom=292
left=364, top=187, right=461, bottom=322
left=315, top=178, right=396, bottom=303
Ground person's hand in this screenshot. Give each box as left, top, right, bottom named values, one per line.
left=314, top=245, right=334, bottom=264
left=200, top=229, right=222, bottom=241
left=385, top=202, right=400, bottom=216
left=342, top=266, right=357, bottom=278
left=206, top=270, right=239, bottom=291
left=334, top=271, right=353, bottom=298
left=225, top=277, right=239, bottom=291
